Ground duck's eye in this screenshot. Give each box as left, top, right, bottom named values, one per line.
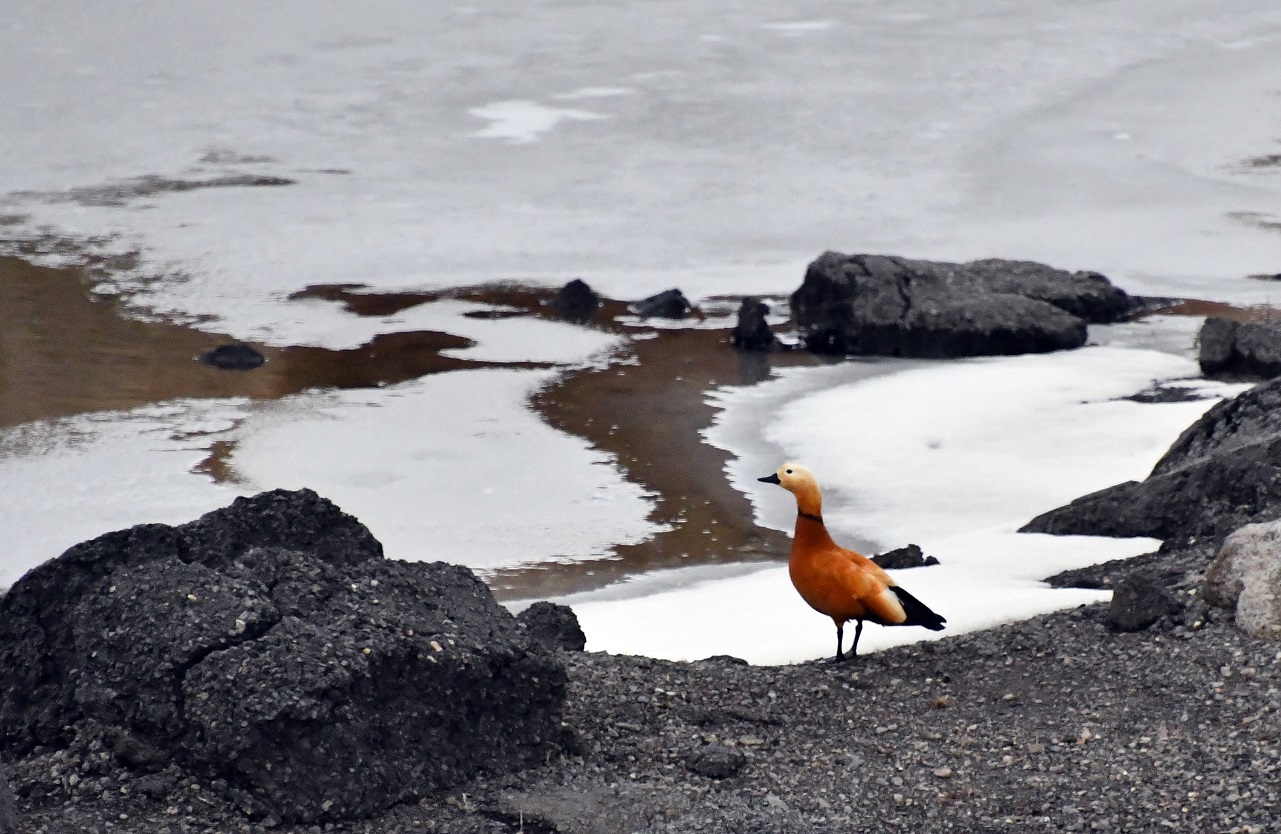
left=785, top=469, right=793, bottom=474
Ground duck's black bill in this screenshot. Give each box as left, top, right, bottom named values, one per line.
left=758, top=473, right=781, bottom=484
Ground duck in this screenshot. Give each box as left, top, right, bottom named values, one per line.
left=758, top=462, right=945, bottom=661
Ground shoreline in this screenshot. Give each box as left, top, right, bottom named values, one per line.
left=16, top=587, right=1277, bottom=833
left=0, top=254, right=818, bottom=599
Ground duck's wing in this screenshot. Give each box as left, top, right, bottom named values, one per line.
left=835, top=545, right=896, bottom=587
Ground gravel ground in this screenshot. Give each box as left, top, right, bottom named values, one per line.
left=12, top=576, right=1281, bottom=834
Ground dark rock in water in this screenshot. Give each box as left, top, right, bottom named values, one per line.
left=871, top=543, right=940, bottom=570
left=518, top=601, right=587, bottom=651
left=1124, top=384, right=1209, bottom=404
left=0, top=489, right=565, bottom=823
left=632, top=288, right=692, bottom=319
left=1199, top=316, right=1281, bottom=378
left=1106, top=571, right=1180, bottom=632
left=730, top=297, right=779, bottom=351
left=198, top=342, right=266, bottom=370
left=686, top=744, right=746, bottom=778
left=552, top=278, right=601, bottom=323
left=1023, top=376, right=1281, bottom=547
left=0, top=761, right=16, bottom=834
left=791, top=252, right=1134, bottom=358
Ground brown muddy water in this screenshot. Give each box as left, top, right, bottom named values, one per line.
left=0, top=255, right=820, bottom=600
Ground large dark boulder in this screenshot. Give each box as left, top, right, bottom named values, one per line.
left=1022, top=377, right=1281, bottom=547
left=791, top=252, right=1134, bottom=358
left=0, top=489, right=565, bottom=823
left=1198, top=316, right=1281, bottom=378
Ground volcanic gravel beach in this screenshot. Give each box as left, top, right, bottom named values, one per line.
left=15, top=586, right=1279, bottom=834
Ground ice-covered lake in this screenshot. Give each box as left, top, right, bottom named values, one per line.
left=1, top=0, right=1279, bottom=663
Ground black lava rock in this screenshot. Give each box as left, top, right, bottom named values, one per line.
left=518, top=601, right=587, bottom=652
left=871, top=544, right=940, bottom=570
left=0, top=761, right=16, bottom=834
left=791, top=252, right=1134, bottom=358
left=730, top=297, right=779, bottom=351
left=1023, top=376, right=1281, bottom=547
left=686, top=744, right=746, bottom=779
left=0, top=490, right=566, bottom=823
left=632, top=288, right=692, bottom=319
left=198, top=342, right=266, bottom=370
left=1198, top=316, right=1281, bottom=378
left=552, top=278, right=601, bottom=323
left=1106, top=571, right=1181, bottom=632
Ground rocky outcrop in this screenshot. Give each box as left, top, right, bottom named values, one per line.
left=0, top=490, right=566, bottom=823
left=1205, top=521, right=1281, bottom=639
left=791, top=252, right=1134, bottom=358
left=1022, top=376, right=1281, bottom=546
left=1198, top=316, right=1281, bottom=378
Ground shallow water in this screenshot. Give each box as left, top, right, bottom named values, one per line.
left=0, top=255, right=831, bottom=598
left=0, top=256, right=539, bottom=431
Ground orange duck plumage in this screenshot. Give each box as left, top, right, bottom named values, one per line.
left=759, top=462, right=945, bottom=661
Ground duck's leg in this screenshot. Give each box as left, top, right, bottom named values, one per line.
left=847, top=619, right=865, bottom=660
left=834, top=621, right=845, bottom=662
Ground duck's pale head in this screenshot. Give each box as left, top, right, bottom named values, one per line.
left=757, top=462, right=821, bottom=498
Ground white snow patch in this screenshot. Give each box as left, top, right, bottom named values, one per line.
left=763, top=347, right=1238, bottom=547
left=468, top=100, right=609, bottom=144
left=226, top=369, right=660, bottom=572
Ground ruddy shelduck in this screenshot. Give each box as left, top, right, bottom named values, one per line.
left=759, top=462, right=946, bottom=661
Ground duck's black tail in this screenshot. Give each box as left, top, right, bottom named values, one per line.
left=890, top=586, right=946, bottom=631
